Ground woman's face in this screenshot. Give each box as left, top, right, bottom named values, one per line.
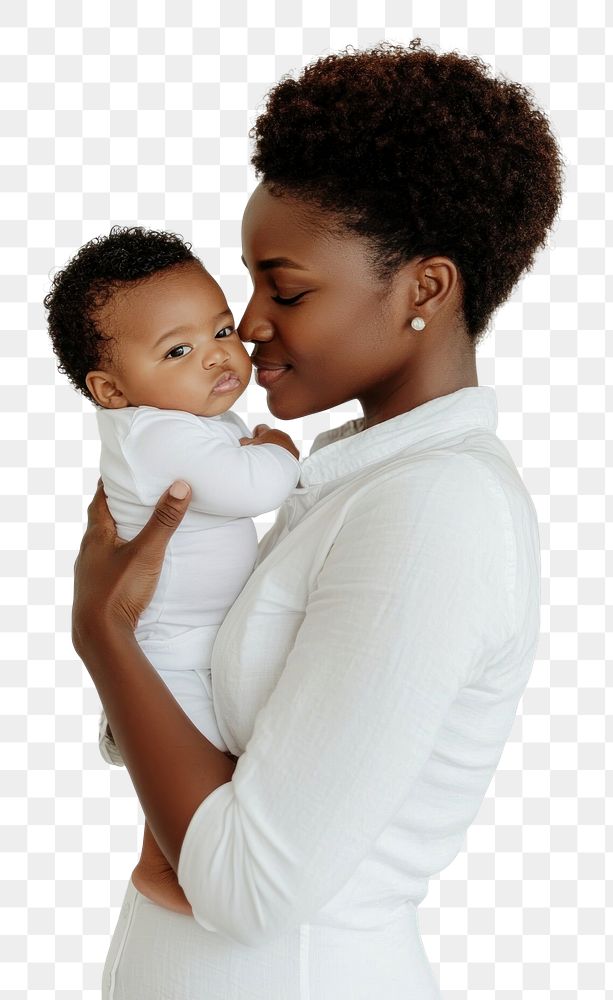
left=239, top=184, right=424, bottom=426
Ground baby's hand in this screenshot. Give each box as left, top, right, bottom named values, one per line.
left=239, top=424, right=300, bottom=460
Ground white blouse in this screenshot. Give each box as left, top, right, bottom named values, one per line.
left=101, top=385, right=541, bottom=951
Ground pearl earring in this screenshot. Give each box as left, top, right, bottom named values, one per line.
left=411, top=316, right=426, bottom=331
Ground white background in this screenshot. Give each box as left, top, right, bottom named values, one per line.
left=1, top=0, right=610, bottom=996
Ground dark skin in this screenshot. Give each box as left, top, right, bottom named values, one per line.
left=74, top=182, right=479, bottom=914
left=239, top=185, right=478, bottom=426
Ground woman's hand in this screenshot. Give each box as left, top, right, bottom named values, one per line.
left=72, top=478, right=193, bottom=656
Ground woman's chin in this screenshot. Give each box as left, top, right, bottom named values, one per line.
left=268, top=403, right=315, bottom=423
left=264, top=394, right=302, bottom=421
left=263, top=383, right=328, bottom=422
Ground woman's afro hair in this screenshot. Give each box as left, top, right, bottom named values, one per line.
left=44, top=225, right=198, bottom=404
left=250, top=39, right=566, bottom=345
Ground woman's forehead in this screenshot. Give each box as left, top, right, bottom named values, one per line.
left=242, top=185, right=313, bottom=242
left=241, top=184, right=362, bottom=272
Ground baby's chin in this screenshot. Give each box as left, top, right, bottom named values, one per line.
left=178, top=387, right=248, bottom=418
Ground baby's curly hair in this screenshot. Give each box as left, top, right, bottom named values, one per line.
left=250, top=39, right=565, bottom=345
left=44, top=226, right=198, bottom=404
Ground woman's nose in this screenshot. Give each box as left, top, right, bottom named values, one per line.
left=237, top=306, right=274, bottom=344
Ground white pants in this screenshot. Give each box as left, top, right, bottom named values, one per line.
left=102, top=880, right=441, bottom=999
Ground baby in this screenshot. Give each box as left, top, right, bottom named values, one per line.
left=44, top=225, right=301, bottom=906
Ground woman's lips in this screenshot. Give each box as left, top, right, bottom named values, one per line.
left=255, top=366, right=292, bottom=388
left=212, top=372, right=241, bottom=393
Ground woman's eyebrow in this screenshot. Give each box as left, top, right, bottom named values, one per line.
left=240, top=254, right=308, bottom=272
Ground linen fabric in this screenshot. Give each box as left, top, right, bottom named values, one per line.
left=100, top=386, right=541, bottom=998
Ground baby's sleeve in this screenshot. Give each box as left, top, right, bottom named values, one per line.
left=122, top=409, right=300, bottom=517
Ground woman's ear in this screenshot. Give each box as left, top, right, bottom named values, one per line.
left=413, top=257, right=461, bottom=319
left=85, top=371, right=129, bottom=409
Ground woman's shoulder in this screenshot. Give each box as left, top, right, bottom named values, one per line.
left=351, top=448, right=496, bottom=502
left=356, top=439, right=533, bottom=519
left=345, top=448, right=522, bottom=562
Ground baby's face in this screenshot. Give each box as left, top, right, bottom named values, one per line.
left=90, top=262, right=253, bottom=417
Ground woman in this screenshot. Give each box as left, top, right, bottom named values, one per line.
left=73, top=40, right=563, bottom=999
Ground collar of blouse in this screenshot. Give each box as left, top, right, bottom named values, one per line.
left=297, top=385, right=498, bottom=488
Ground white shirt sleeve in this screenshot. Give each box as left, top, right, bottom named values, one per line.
left=122, top=409, right=300, bottom=517
left=176, top=455, right=517, bottom=946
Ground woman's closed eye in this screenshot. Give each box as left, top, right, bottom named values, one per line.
left=271, top=292, right=308, bottom=305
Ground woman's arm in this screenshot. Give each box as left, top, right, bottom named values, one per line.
left=73, top=480, right=237, bottom=870
left=132, top=819, right=193, bottom=915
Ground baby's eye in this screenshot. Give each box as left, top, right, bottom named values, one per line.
left=215, top=326, right=235, bottom=339
left=165, top=345, right=192, bottom=359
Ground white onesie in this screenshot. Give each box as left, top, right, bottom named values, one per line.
left=95, top=405, right=301, bottom=756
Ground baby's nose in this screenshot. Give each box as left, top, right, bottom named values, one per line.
left=204, top=345, right=229, bottom=367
